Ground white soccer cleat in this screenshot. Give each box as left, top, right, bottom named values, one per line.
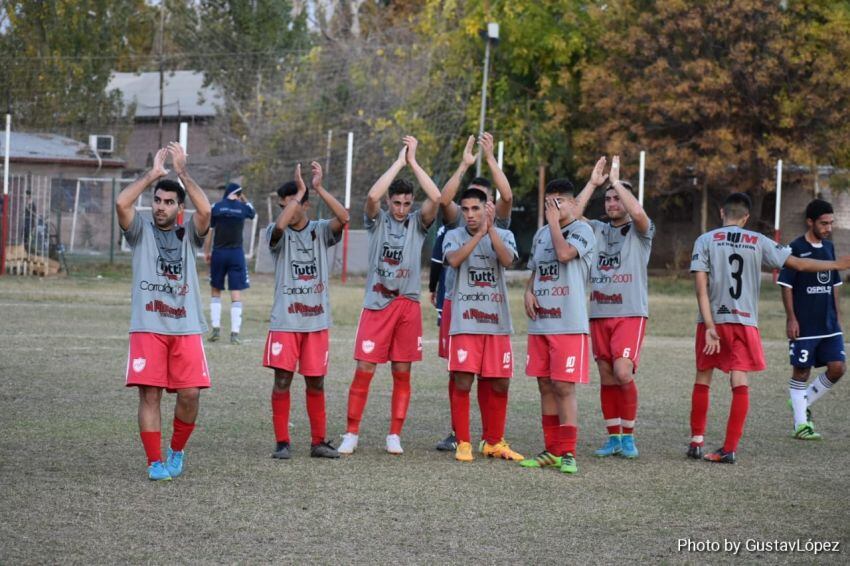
left=337, top=433, right=359, bottom=455
left=386, top=434, right=404, bottom=455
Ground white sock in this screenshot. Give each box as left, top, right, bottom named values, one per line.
left=210, top=297, right=222, bottom=328
left=806, top=373, right=833, bottom=406
left=789, top=378, right=809, bottom=427
left=231, top=301, right=243, bottom=334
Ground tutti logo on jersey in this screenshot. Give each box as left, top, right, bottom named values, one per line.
left=468, top=267, right=497, bottom=288
left=381, top=244, right=404, bottom=266
left=597, top=252, right=621, bottom=272
left=156, top=255, right=184, bottom=281
left=537, top=261, right=560, bottom=282
left=291, top=261, right=318, bottom=281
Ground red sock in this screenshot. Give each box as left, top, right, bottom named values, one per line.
left=305, top=388, right=327, bottom=446
left=600, top=385, right=621, bottom=435
left=477, top=379, right=493, bottom=443
left=390, top=371, right=411, bottom=435
left=170, top=417, right=195, bottom=452
left=690, top=383, right=710, bottom=442
left=451, top=386, right=471, bottom=443
left=346, top=369, right=374, bottom=434
left=542, top=414, right=559, bottom=453
left=557, top=425, right=578, bottom=455
left=140, top=430, right=162, bottom=464
left=272, top=390, right=291, bottom=443
left=723, top=385, right=749, bottom=453
left=619, top=380, right=638, bottom=434
left=448, top=374, right=456, bottom=431
left=487, top=387, right=508, bottom=445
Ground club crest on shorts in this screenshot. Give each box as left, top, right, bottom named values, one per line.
left=457, top=349, right=468, bottom=363
left=362, top=340, right=375, bottom=354
left=271, top=342, right=283, bottom=356
left=132, top=357, right=146, bottom=373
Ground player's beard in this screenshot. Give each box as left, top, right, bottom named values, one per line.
left=154, top=210, right=177, bottom=229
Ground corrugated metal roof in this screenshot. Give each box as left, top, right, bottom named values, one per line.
left=0, top=132, right=124, bottom=167
left=108, top=70, right=222, bottom=118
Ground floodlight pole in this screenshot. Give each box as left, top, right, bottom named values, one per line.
left=1, top=113, right=10, bottom=276
left=773, top=159, right=783, bottom=282
left=476, top=23, right=499, bottom=177
left=342, top=132, right=353, bottom=284
left=638, top=151, right=646, bottom=206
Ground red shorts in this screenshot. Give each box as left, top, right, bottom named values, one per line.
left=526, top=334, right=590, bottom=383
left=438, top=299, right=452, bottom=359
left=695, top=323, right=766, bottom=373
left=354, top=297, right=423, bottom=363
left=125, top=332, right=211, bottom=392
left=448, top=334, right=513, bottom=378
left=590, top=316, right=647, bottom=371
left=263, top=329, right=329, bottom=376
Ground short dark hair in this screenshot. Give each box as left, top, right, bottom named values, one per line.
left=154, top=179, right=185, bottom=204
left=459, top=187, right=487, bottom=203
left=605, top=180, right=634, bottom=194
left=723, top=192, right=752, bottom=220
left=545, top=178, right=577, bottom=197
left=805, top=199, right=833, bottom=221
left=276, top=181, right=308, bottom=204
left=468, top=177, right=492, bottom=189
left=388, top=179, right=414, bottom=197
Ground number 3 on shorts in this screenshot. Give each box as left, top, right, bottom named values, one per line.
left=799, top=349, right=809, bottom=363
left=622, top=347, right=631, bottom=358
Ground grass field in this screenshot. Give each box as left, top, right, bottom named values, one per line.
left=1, top=270, right=848, bottom=563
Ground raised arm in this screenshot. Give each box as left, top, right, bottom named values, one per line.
left=366, top=145, right=407, bottom=219
left=574, top=156, right=608, bottom=218
left=480, top=132, right=513, bottom=220
left=439, top=135, right=477, bottom=225
left=608, top=155, right=650, bottom=234
left=404, top=136, right=441, bottom=227
left=694, top=271, right=720, bottom=355
left=310, top=161, right=349, bottom=234
left=269, top=164, right=307, bottom=247
left=446, top=223, right=486, bottom=269
left=169, top=142, right=211, bottom=236
left=546, top=197, right=579, bottom=263
left=116, top=147, right=168, bottom=231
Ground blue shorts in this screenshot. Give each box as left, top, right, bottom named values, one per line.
left=789, top=334, right=845, bottom=368
left=210, top=248, right=250, bottom=291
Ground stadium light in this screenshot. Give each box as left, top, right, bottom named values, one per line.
left=476, top=22, right=499, bottom=176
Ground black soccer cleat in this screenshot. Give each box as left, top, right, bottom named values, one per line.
left=272, top=441, right=291, bottom=460
left=436, top=432, right=458, bottom=452
left=310, top=441, right=340, bottom=459
left=703, top=448, right=736, bottom=464
left=686, top=443, right=704, bottom=460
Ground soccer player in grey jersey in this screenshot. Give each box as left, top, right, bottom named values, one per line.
left=264, top=162, right=349, bottom=460
left=688, top=193, right=850, bottom=464
left=521, top=179, right=596, bottom=474
left=435, top=132, right=514, bottom=452
left=116, top=143, right=211, bottom=481
left=575, top=156, right=652, bottom=459
left=339, top=136, right=442, bottom=456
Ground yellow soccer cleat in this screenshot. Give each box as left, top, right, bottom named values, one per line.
left=482, top=440, right=524, bottom=461
left=455, top=441, right=474, bottom=462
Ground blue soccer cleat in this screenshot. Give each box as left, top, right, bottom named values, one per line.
left=148, top=461, right=172, bottom=481
left=619, top=434, right=639, bottom=459
left=165, top=448, right=184, bottom=478
left=594, top=435, right=622, bottom=457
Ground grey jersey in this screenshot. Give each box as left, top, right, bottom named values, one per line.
left=443, top=214, right=511, bottom=302
left=124, top=212, right=207, bottom=335
left=588, top=219, right=655, bottom=318
left=443, top=226, right=517, bottom=335
left=527, top=221, right=596, bottom=335
left=267, top=220, right=340, bottom=332
left=690, top=226, right=792, bottom=327
left=362, top=209, right=429, bottom=310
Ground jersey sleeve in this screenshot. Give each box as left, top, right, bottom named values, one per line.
left=527, top=229, right=540, bottom=271
left=501, top=229, right=519, bottom=261
left=431, top=227, right=446, bottom=263
left=122, top=212, right=145, bottom=247
left=759, top=234, right=792, bottom=270
left=266, top=223, right=284, bottom=254
left=690, top=235, right=710, bottom=273
left=187, top=217, right=204, bottom=249
left=777, top=241, right=799, bottom=288
left=638, top=220, right=656, bottom=243
left=243, top=202, right=256, bottom=220
left=209, top=204, right=219, bottom=228
left=318, top=219, right=341, bottom=247
left=412, top=209, right=428, bottom=234
left=568, top=224, right=595, bottom=258
left=443, top=229, right=461, bottom=262
left=364, top=208, right=382, bottom=232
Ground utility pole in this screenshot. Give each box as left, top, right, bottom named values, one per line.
left=476, top=23, right=499, bottom=177
left=157, top=4, right=166, bottom=148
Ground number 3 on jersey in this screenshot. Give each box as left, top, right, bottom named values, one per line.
left=728, top=253, right=743, bottom=299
